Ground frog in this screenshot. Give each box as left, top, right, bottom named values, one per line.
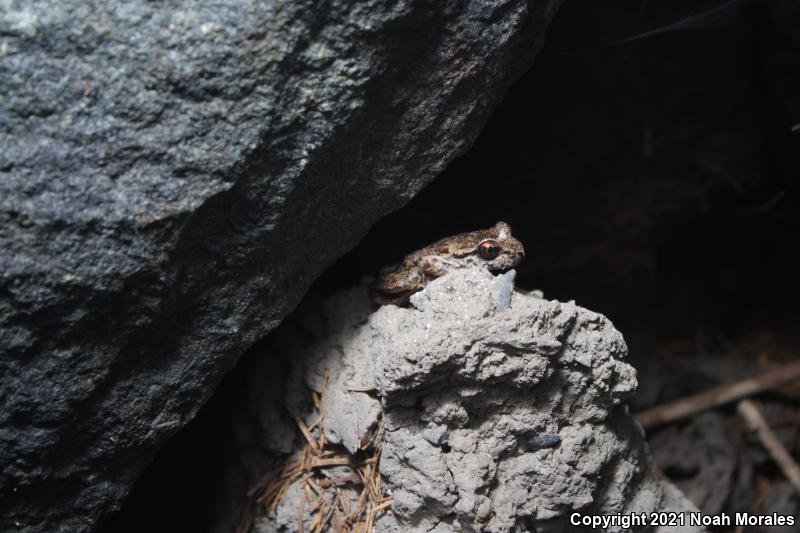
left=369, top=221, right=525, bottom=305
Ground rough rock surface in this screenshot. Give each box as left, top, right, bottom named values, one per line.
left=225, top=269, right=703, bottom=532
left=0, top=1, right=562, bottom=531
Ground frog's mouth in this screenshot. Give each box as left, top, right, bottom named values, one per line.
left=487, top=250, right=525, bottom=271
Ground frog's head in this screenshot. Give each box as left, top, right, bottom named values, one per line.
left=474, top=221, right=525, bottom=271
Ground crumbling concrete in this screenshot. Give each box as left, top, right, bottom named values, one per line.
left=226, top=268, right=704, bottom=532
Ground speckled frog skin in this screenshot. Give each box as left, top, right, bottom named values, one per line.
left=370, top=221, right=525, bottom=305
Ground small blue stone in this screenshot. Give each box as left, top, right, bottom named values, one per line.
left=525, top=433, right=561, bottom=449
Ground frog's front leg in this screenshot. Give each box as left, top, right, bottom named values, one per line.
left=418, top=256, right=460, bottom=279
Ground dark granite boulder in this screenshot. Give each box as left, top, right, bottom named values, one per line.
left=0, top=0, right=560, bottom=530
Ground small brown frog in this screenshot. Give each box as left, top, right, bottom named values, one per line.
left=370, top=221, right=525, bottom=305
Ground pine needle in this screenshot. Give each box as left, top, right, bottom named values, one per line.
left=249, top=370, right=393, bottom=533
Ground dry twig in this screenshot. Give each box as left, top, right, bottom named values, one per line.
left=737, top=399, right=800, bottom=496
left=635, top=362, right=800, bottom=429
left=346, top=385, right=378, bottom=392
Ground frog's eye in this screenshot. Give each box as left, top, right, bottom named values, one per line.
left=478, top=239, right=501, bottom=260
